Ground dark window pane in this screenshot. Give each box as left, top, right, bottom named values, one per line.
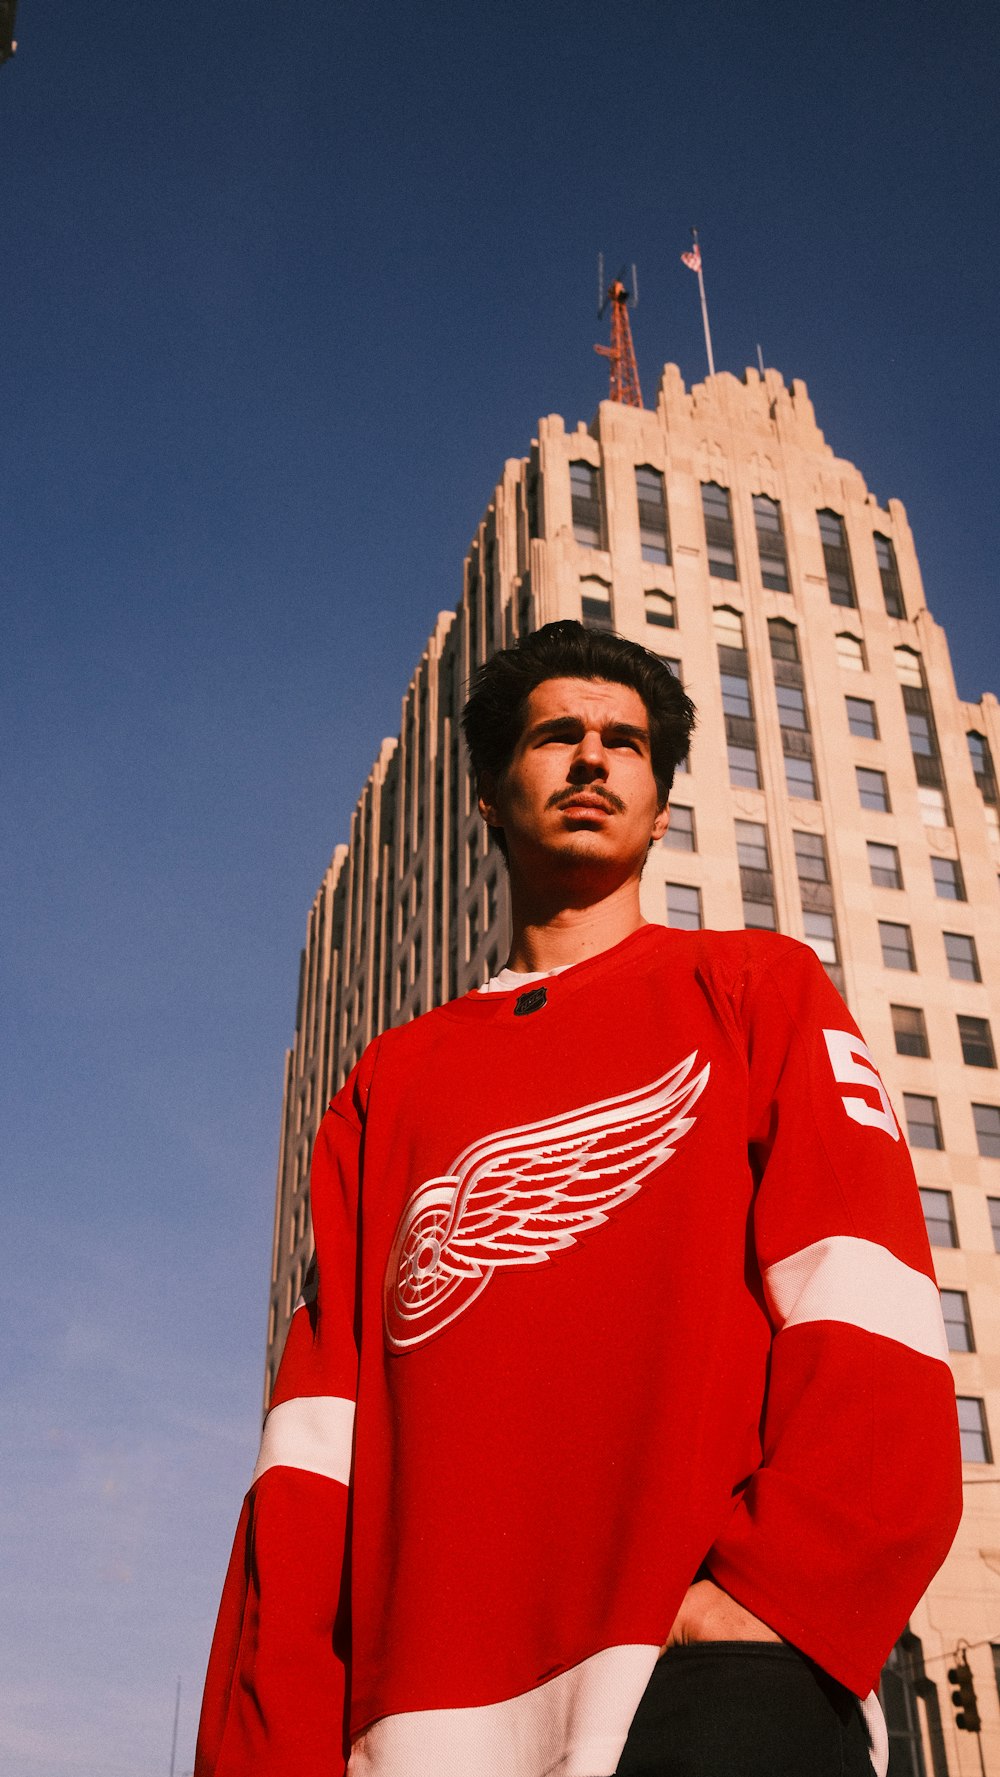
left=776, top=684, right=808, bottom=728
left=907, top=710, right=934, bottom=756
left=868, top=842, right=903, bottom=889
left=919, top=1187, right=956, bottom=1248
left=846, top=697, right=879, bottom=739
left=967, top=730, right=999, bottom=804
left=666, top=882, right=702, bottom=929
left=767, top=618, right=799, bottom=662
left=903, top=1093, right=942, bottom=1149
left=891, top=1005, right=929, bottom=1058
left=976, top=1108, right=1000, bottom=1161
left=728, top=744, right=760, bottom=789
left=702, top=483, right=738, bottom=580
left=663, top=805, right=695, bottom=851
left=988, top=1196, right=1000, bottom=1246
left=755, top=497, right=789, bottom=591
left=941, top=1289, right=974, bottom=1353
left=793, top=830, right=830, bottom=882
left=874, top=533, right=905, bottom=618
left=880, top=921, right=915, bottom=970
left=570, top=460, right=602, bottom=547
left=803, top=910, right=838, bottom=964
left=636, top=467, right=671, bottom=565
left=721, top=672, right=753, bottom=718
left=857, top=767, right=890, bottom=812
left=736, top=821, right=770, bottom=871
left=818, top=509, right=856, bottom=607
left=959, top=1015, right=996, bottom=1068
left=957, top=1397, right=992, bottom=1464
left=944, top=932, right=981, bottom=982
left=931, top=856, right=965, bottom=901
left=785, top=754, right=817, bottom=799
left=743, top=899, right=777, bottom=929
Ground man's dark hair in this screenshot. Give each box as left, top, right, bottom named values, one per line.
left=461, top=621, right=696, bottom=850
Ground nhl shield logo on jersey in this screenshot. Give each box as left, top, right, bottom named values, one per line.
left=382, top=1051, right=709, bottom=1352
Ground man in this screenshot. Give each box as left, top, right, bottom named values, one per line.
left=196, top=621, right=961, bottom=1777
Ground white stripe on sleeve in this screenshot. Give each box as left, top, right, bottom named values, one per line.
left=251, top=1394, right=356, bottom=1487
left=763, top=1235, right=949, bottom=1363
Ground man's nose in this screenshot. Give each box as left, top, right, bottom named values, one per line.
left=568, top=732, right=609, bottom=778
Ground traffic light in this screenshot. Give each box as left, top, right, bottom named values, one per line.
left=947, top=1656, right=981, bottom=1733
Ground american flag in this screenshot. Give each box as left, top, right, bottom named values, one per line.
left=681, top=244, right=701, bottom=273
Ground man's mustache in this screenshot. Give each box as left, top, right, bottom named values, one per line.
left=547, top=787, right=627, bottom=814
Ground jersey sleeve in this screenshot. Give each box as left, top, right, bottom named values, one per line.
left=704, top=942, right=962, bottom=1697
left=194, top=1051, right=374, bottom=1777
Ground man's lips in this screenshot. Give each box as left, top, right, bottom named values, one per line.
left=556, top=795, right=618, bottom=814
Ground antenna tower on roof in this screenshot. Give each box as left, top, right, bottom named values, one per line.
left=594, top=256, right=643, bottom=408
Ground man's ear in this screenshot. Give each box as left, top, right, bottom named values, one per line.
left=650, top=800, right=670, bottom=845
left=477, top=771, right=503, bottom=833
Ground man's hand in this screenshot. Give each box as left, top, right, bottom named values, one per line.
left=660, top=1577, right=784, bottom=1654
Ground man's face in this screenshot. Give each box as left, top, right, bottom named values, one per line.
left=478, top=677, right=670, bottom=880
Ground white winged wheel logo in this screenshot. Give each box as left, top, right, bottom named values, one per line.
left=382, top=1052, right=710, bottom=1352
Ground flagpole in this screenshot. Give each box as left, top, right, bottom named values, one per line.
left=691, top=229, right=715, bottom=378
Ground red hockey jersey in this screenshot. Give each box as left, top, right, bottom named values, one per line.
left=196, top=925, right=962, bottom=1777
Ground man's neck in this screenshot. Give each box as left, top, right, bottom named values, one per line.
left=504, top=876, right=647, bottom=973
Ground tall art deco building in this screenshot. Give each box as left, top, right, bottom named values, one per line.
left=266, top=362, right=1000, bottom=1777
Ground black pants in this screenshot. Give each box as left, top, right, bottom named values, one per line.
left=615, top=1643, right=877, bottom=1776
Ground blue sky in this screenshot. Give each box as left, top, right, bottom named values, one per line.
left=2, top=3, right=999, bottom=1770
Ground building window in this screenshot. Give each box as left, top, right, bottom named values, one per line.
left=768, top=618, right=800, bottom=663
left=931, top=856, right=966, bottom=900
left=941, top=1290, right=974, bottom=1353
left=580, top=578, right=614, bottom=631
left=957, top=1397, right=992, bottom=1464
left=728, top=744, right=760, bottom=789
left=793, top=829, right=830, bottom=882
left=857, top=767, right=891, bottom=812
left=818, top=509, right=855, bottom=607
left=742, top=896, right=776, bottom=931
left=874, top=534, right=905, bottom=618
left=846, top=697, right=879, bottom=740
left=635, top=466, right=671, bottom=564
left=893, top=646, right=923, bottom=688
left=880, top=921, right=915, bottom=971
left=666, top=883, right=702, bottom=929
left=892, top=1005, right=929, bottom=1058
left=959, top=1015, right=997, bottom=1068
left=776, top=683, right=808, bottom=729
left=903, top=1093, right=942, bottom=1150
left=803, top=910, right=838, bottom=965
left=944, top=931, right=981, bottom=982
left=736, top=820, right=775, bottom=929
left=784, top=754, right=817, bottom=799
left=721, top=672, right=753, bottom=719
left=702, top=482, right=738, bottom=580
left=645, top=589, right=677, bottom=628
left=906, top=708, right=934, bottom=757
left=919, top=1187, right=957, bottom=1248
left=570, top=460, right=602, bottom=547
left=753, top=493, right=789, bottom=590
left=989, top=1201, right=1000, bottom=1254
left=467, top=899, right=479, bottom=958
left=737, top=822, right=770, bottom=872
left=976, top=1107, right=1000, bottom=1160
left=868, top=841, right=903, bottom=889
left=713, top=605, right=745, bottom=646
left=835, top=631, right=866, bottom=673
left=917, top=786, right=949, bottom=829
left=486, top=874, right=499, bottom=927
left=663, top=805, right=695, bottom=851
left=968, top=730, right=999, bottom=804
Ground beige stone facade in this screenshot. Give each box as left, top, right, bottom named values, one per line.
left=267, top=365, right=1000, bottom=1775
